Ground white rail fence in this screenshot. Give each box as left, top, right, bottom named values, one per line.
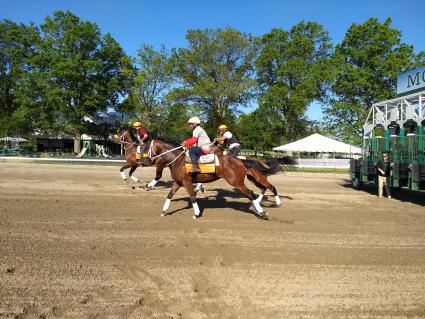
left=1, top=156, right=351, bottom=168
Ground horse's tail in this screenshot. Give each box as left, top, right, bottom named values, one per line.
left=242, top=156, right=296, bottom=176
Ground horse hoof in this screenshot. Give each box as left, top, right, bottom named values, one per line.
left=275, top=203, right=281, bottom=207
left=260, top=212, right=269, bottom=220
left=192, top=215, right=198, bottom=220
left=131, top=186, right=136, bottom=190
left=160, top=212, right=167, bottom=217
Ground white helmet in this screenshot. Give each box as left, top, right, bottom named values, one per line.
left=187, top=116, right=201, bottom=124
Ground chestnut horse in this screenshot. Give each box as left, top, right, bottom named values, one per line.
left=113, top=130, right=165, bottom=188
left=140, top=139, right=293, bottom=219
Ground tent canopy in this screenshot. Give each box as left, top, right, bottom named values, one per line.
left=273, top=133, right=361, bottom=154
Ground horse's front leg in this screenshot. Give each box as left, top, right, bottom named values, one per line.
left=183, top=179, right=201, bottom=219
left=146, top=163, right=164, bottom=190
left=161, top=181, right=181, bottom=216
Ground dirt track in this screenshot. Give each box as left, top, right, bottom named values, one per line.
left=1, top=162, right=425, bottom=318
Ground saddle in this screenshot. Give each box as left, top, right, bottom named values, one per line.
left=185, top=154, right=220, bottom=174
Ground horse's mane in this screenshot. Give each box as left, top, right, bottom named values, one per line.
left=154, top=138, right=181, bottom=148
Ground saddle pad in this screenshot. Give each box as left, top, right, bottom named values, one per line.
left=185, top=163, right=216, bottom=174
left=198, top=154, right=215, bottom=164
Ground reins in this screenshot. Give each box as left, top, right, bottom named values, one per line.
left=147, top=140, right=218, bottom=166
left=148, top=140, right=185, bottom=166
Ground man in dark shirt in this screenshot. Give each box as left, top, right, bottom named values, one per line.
left=132, top=121, right=150, bottom=163
left=377, top=152, right=391, bottom=198
left=215, top=124, right=241, bottom=157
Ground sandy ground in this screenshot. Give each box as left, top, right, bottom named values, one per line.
left=0, top=161, right=425, bottom=319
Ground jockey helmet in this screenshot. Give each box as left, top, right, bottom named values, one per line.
left=132, top=121, right=142, bottom=128
left=218, top=124, right=227, bottom=130
left=187, top=116, right=201, bottom=124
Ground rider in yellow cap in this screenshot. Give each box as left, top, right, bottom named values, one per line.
left=132, top=121, right=150, bottom=162
left=215, top=124, right=241, bottom=157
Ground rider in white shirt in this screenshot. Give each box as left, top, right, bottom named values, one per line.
left=181, top=117, right=211, bottom=173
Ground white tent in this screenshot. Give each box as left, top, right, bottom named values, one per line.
left=273, top=133, right=361, bottom=154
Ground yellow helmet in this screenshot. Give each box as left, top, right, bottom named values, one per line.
left=218, top=124, right=227, bottom=130
left=132, top=121, right=142, bottom=128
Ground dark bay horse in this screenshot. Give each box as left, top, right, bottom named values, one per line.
left=140, top=139, right=293, bottom=219
left=212, top=144, right=295, bottom=206
left=114, top=130, right=206, bottom=191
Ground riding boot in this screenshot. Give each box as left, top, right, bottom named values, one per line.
left=191, top=164, right=201, bottom=173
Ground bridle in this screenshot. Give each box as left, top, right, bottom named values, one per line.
left=146, top=139, right=185, bottom=166
left=114, top=131, right=137, bottom=152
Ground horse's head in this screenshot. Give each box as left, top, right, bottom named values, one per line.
left=113, top=129, right=135, bottom=144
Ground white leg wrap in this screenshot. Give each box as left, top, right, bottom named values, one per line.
left=257, top=193, right=264, bottom=202
left=252, top=199, right=264, bottom=213
left=120, top=172, right=126, bottom=180
left=275, top=196, right=281, bottom=206
left=147, top=179, right=158, bottom=188
left=195, top=183, right=203, bottom=191
left=131, top=175, right=139, bottom=182
left=193, top=203, right=200, bottom=216
left=163, top=199, right=171, bottom=212
left=137, top=145, right=141, bottom=153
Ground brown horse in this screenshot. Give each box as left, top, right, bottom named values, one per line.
left=114, top=130, right=207, bottom=191
left=140, top=139, right=293, bottom=219
left=113, top=130, right=166, bottom=188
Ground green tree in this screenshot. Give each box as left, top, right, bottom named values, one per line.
left=170, top=28, right=258, bottom=135
left=236, top=106, right=285, bottom=150
left=324, top=18, right=417, bottom=145
left=19, top=11, right=130, bottom=152
left=126, top=44, right=175, bottom=133
left=256, top=22, right=333, bottom=142
left=0, top=20, right=39, bottom=136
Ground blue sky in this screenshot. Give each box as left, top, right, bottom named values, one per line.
left=2, top=0, right=424, bottom=120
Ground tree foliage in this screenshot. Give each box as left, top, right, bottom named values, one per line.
left=256, top=22, right=333, bottom=142
left=1, top=13, right=425, bottom=152
left=170, top=28, right=258, bottom=135
left=125, top=44, right=176, bottom=134
left=236, top=106, right=285, bottom=150
left=324, top=18, right=417, bottom=144
left=0, top=20, right=39, bottom=135
left=18, top=11, right=130, bottom=150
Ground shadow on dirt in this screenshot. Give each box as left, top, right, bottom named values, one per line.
left=340, top=179, right=425, bottom=207
left=165, top=188, right=293, bottom=219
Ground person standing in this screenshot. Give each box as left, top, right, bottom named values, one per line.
left=215, top=124, right=241, bottom=157
left=377, top=152, right=391, bottom=198
left=181, top=117, right=211, bottom=174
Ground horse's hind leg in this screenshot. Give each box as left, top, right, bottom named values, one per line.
left=247, top=174, right=266, bottom=201
left=161, top=181, right=181, bottom=216
left=248, top=170, right=281, bottom=206
left=128, top=166, right=140, bottom=183
left=194, top=183, right=204, bottom=193
left=224, top=174, right=267, bottom=218
left=120, top=164, right=132, bottom=181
